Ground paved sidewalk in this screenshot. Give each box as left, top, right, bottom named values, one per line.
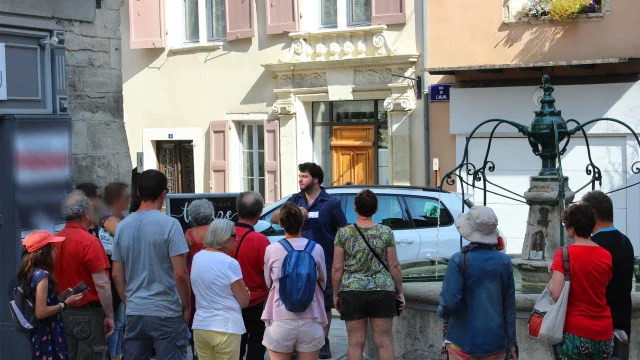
left=187, top=314, right=348, bottom=360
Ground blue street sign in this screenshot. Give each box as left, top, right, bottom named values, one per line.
left=429, top=84, right=453, bottom=102
left=168, top=133, right=173, bottom=139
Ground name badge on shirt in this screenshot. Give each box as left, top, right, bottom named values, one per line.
left=308, top=211, right=319, bottom=219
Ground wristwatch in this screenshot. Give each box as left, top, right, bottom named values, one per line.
left=59, top=302, right=67, bottom=312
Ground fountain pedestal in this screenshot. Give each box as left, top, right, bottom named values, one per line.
left=512, top=176, right=574, bottom=285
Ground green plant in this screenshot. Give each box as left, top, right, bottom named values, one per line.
left=548, top=0, right=597, bottom=20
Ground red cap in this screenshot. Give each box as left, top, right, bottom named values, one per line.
left=23, top=230, right=65, bottom=253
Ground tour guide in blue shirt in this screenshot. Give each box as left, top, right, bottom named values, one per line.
left=270, top=162, right=347, bottom=359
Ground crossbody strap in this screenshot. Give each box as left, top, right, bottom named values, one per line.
left=561, top=246, right=570, bottom=281
left=234, top=229, right=254, bottom=259
left=353, top=224, right=389, bottom=273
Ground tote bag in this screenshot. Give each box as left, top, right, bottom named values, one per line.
left=528, top=246, right=570, bottom=345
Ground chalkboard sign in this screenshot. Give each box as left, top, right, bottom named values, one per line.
left=166, top=193, right=240, bottom=232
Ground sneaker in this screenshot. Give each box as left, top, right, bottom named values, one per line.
left=319, top=337, right=331, bottom=359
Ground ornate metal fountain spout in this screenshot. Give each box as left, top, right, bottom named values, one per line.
left=528, top=75, right=569, bottom=176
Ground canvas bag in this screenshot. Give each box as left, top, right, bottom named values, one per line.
left=528, top=247, right=570, bottom=345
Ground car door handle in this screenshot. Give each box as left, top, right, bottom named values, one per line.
left=397, top=239, right=415, bottom=244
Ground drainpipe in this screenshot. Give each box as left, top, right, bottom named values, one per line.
left=422, top=0, right=431, bottom=187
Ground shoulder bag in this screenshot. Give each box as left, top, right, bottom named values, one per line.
left=353, top=224, right=403, bottom=316
left=528, top=247, right=570, bottom=345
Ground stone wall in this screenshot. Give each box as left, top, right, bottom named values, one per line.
left=56, top=0, right=131, bottom=187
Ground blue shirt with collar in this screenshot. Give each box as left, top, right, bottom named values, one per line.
left=287, top=188, right=347, bottom=267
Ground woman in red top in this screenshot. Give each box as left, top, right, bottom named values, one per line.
left=550, top=203, right=613, bottom=359
left=184, top=199, right=216, bottom=359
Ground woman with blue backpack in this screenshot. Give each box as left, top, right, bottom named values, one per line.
left=262, top=202, right=328, bottom=360
left=15, top=230, right=84, bottom=360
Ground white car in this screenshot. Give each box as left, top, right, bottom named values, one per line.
left=255, top=186, right=506, bottom=261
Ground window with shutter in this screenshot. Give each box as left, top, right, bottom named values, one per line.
left=226, top=0, right=255, bottom=40
left=129, top=0, right=166, bottom=49
left=264, top=120, right=280, bottom=204
left=371, top=0, right=406, bottom=25
left=266, top=0, right=299, bottom=34
left=184, top=0, right=200, bottom=42
left=210, top=121, right=229, bottom=192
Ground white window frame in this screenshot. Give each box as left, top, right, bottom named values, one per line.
left=206, top=0, right=227, bottom=41
left=318, top=0, right=338, bottom=28
left=239, top=123, right=266, bottom=196
left=347, top=0, right=371, bottom=27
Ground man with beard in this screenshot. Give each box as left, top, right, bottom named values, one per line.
left=271, top=162, right=347, bottom=359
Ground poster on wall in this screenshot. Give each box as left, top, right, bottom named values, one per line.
left=166, top=193, right=240, bottom=232
left=0, top=43, right=7, bottom=100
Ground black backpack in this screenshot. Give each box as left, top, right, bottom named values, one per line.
left=9, top=284, right=38, bottom=333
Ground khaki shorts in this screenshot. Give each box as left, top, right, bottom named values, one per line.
left=262, top=319, right=325, bottom=353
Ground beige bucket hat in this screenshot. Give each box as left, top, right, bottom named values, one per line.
left=455, top=206, right=499, bottom=245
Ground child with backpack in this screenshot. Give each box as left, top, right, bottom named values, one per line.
left=12, top=230, right=84, bottom=360
left=262, top=202, right=328, bottom=360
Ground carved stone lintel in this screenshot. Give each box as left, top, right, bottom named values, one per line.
left=355, top=69, right=393, bottom=85
left=372, top=32, right=400, bottom=57
left=272, top=94, right=296, bottom=116
left=278, top=75, right=292, bottom=89
left=293, top=73, right=327, bottom=88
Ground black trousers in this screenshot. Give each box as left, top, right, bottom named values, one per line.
left=240, top=301, right=266, bottom=360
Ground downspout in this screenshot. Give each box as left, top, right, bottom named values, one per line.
left=422, top=0, right=431, bottom=186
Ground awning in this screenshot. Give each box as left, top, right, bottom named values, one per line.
left=426, top=57, right=640, bottom=75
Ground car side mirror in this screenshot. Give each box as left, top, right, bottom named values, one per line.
left=255, top=220, right=273, bottom=235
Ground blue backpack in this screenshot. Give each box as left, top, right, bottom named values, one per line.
left=278, top=239, right=321, bottom=313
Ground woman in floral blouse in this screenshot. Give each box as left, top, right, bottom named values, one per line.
left=332, top=189, right=404, bottom=360
left=17, top=230, right=84, bottom=360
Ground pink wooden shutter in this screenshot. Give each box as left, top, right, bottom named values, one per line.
left=371, top=0, right=406, bottom=25
left=210, top=121, right=229, bottom=192
left=129, top=0, right=166, bottom=49
left=225, top=0, right=255, bottom=40
left=265, top=0, right=299, bottom=34
left=264, top=120, right=280, bottom=204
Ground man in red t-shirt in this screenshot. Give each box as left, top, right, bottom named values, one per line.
left=55, top=191, right=114, bottom=360
left=230, top=191, right=271, bottom=360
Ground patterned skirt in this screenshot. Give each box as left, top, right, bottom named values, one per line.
left=447, top=343, right=506, bottom=360
left=553, top=332, right=614, bottom=360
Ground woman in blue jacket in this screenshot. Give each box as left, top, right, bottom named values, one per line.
left=438, top=206, right=517, bottom=360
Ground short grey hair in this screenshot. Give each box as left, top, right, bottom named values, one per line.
left=205, top=219, right=235, bottom=249
left=61, top=190, right=91, bottom=221
left=236, top=191, right=264, bottom=219
left=188, top=199, right=215, bottom=227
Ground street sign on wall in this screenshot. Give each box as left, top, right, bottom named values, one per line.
left=0, top=43, right=7, bottom=100
left=166, top=193, right=240, bottom=232
left=429, top=84, right=453, bottom=102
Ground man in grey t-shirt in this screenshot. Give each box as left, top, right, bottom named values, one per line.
left=112, top=170, right=191, bottom=360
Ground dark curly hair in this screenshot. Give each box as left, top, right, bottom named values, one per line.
left=562, top=203, right=596, bottom=239
left=581, top=190, right=613, bottom=223
left=279, top=202, right=304, bottom=235
left=354, top=189, right=378, bottom=218
left=298, top=163, right=324, bottom=185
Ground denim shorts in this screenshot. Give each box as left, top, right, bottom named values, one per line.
left=123, top=315, right=189, bottom=360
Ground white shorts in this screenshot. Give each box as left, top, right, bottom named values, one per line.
left=262, top=319, right=325, bottom=353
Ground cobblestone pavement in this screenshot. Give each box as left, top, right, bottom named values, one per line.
left=186, top=314, right=349, bottom=360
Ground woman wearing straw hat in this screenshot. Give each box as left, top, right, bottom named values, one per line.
left=438, top=206, right=517, bottom=360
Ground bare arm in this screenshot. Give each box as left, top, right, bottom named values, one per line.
left=549, top=270, right=565, bottom=302
left=35, top=278, right=84, bottom=319
left=103, top=216, right=120, bottom=237
left=112, top=260, right=126, bottom=303
left=386, top=246, right=403, bottom=295
left=171, top=253, right=191, bottom=316
left=231, top=279, right=250, bottom=308
left=92, top=271, right=114, bottom=319
left=332, top=246, right=345, bottom=298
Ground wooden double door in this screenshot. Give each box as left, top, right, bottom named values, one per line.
left=331, top=126, right=375, bottom=186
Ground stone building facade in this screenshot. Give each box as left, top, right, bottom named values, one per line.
left=0, top=0, right=130, bottom=188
